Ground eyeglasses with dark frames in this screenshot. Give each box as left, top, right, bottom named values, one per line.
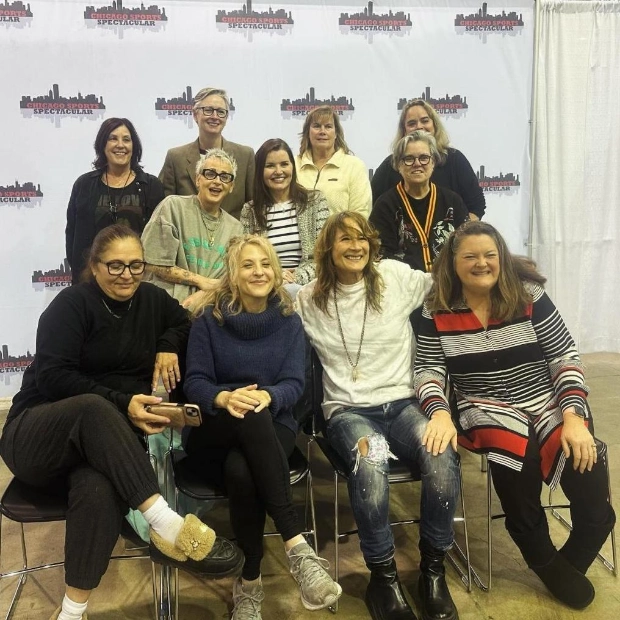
left=99, top=260, right=147, bottom=276
left=196, top=106, right=228, bottom=119
left=201, top=168, right=235, bottom=184
left=401, top=154, right=433, bottom=166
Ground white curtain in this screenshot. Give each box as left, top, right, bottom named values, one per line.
left=532, top=0, right=620, bottom=352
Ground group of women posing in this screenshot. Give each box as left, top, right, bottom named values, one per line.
left=3, top=95, right=614, bottom=619
left=64, top=97, right=485, bottom=290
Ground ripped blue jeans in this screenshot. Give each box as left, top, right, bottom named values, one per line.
left=326, top=398, right=459, bottom=564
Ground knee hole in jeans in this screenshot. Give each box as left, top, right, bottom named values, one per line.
left=352, top=432, right=397, bottom=475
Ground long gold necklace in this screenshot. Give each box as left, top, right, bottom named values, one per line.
left=199, top=209, right=222, bottom=246
left=333, top=288, right=368, bottom=383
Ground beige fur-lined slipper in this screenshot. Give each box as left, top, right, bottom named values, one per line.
left=150, top=513, right=216, bottom=561
left=49, top=607, right=88, bottom=619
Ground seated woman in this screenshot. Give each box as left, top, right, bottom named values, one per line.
left=296, top=105, right=372, bottom=216
left=183, top=235, right=341, bottom=618
left=297, top=212, right=459, bottom=620
left=414, top=221, right=616, bottom=610
left=0, top=225, right=241, bottom=620
left=240, top=138, right=329, bottom=297
left=66, top=118, right=164, bottom=284
left=371, top=98, right=485, bottom=220
left=370, top=131, right=469, bottom=273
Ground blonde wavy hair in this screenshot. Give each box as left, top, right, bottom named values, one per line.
left=188, top=235, right=294, bottom=323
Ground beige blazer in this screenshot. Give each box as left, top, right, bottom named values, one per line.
left=158, top=137, right=255, bottom=220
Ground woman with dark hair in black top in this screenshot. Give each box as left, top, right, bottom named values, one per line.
left=1, top=225, right=241, bottom=620
left=65, top=118, right=164, bottom=284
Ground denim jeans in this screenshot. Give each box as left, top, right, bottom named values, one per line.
left=326, top=398, right=460, bottom=564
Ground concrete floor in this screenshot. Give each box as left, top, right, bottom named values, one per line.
left=0, top=353, right=618, bottom=619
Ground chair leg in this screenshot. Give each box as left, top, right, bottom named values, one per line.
left=0, top=517, right=30, bottom=620
left=306, top=470, right=319, bottom=553
left=446, top=461, right=475, bottom=592
left=548, top=452, right=618, bottom=575
left=330, top=470, right=339, bottom=614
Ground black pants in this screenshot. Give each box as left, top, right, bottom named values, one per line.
left=489, top=425, right=615, bottom=567
left=185, top=408, right=299, bottom=580
left=0, top=395, right=160, bottom=590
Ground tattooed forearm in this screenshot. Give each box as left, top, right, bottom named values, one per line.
left=146, top=264, right=197, bottom=287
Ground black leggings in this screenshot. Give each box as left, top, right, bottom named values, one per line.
left=185, top=408, right=299, bottom=580
left=0, top=395, right=160, bottom=590
left=489, top=425, right=615, bottom=566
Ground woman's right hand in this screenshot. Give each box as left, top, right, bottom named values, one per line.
left=214, top=385, right=260, bottom=419
left=128, top=394, right=170, bottom=435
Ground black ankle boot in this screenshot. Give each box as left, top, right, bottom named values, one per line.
left=418, top=539, right=458, bottom=620
left=365, top=559, right=418, bottom=620
left=508, top=526, right=595, bottom=609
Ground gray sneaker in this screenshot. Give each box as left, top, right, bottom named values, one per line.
left=287, top=542, right=343, bottom=610
left=231, top=577, right=264, bottom=620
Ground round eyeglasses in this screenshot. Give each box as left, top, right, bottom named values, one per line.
left=401, top=154, right=432, bottom=166
left=196, top=106, right=228, bottom=119
left=99, top=260, right=146, bottom=276
left=201, top=168, right=235, bottom=184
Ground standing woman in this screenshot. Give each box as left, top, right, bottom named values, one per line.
left=296, top=105, right=372, bottom=216
left=184, top=235, right=341, bottom=618
left=66, top=118, right=164, bottom=284
left=241, top=138, right=329, bottom=295
left=371, top=99, right=485, bottom=220
left=414, top=221, right=616, bottom=610
left=370, top=131, right=469, bottom=273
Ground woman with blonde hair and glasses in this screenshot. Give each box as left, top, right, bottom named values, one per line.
left=371, top=99, right=485, bottom=221
left=296, top=105, right=372, bottom=216
left=183, top=235, right=341, bottom=618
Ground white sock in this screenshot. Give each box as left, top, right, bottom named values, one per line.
left=142, top=496, right=184, bottom=545
left=57, top=594, right=88, bottom=620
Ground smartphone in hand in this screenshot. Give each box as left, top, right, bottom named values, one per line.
left=146, top=403, right=202, bottom=428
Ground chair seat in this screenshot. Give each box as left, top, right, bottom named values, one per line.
left=0, top=478, right=67, bottom=523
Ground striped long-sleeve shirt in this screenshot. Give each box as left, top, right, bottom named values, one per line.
left=413, top=282, right=589, bottom=487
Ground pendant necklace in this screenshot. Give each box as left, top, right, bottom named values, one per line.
left=333, top=288, right=368, bottom=382
left=105, top=168, right=133, bottom=220
left=101, top=297, right=132, bottom=319
left=200, top=209, right=222, bottom=246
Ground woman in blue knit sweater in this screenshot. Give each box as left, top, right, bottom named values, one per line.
left=183, top=234, right=341, bottom=618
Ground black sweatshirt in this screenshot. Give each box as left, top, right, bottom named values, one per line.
left=7, top=281, right=190, bottom=424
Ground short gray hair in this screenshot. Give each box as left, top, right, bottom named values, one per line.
left=391, top=130, right=440, bottom=171
left=195, top=148, right=238, bottom=178
left=193, top=87, right=230, bottom=110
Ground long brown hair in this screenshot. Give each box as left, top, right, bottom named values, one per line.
left=252, top=138, right=311, bottom=232
left=426, top=221, right=547, bottom=322
left=187, top=235, right=294, bottom=324
left=312, top=212, right=384, bottom=315
left=392, top=99, right=449, bottom=162
left=299, top=106, right=351, bottom=157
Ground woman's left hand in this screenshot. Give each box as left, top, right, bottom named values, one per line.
left=252, top=390, right=272, bottom=413
left=282, top=270, right=296, bottom=284
left=423, top=409, right=458, bottom=456
left=152, top=352, right=180, bottom=393
left=561, top=410, right=597, bottom=473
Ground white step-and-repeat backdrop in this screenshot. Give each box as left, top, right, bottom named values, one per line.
left=1, top=0, right=534, bottom=397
